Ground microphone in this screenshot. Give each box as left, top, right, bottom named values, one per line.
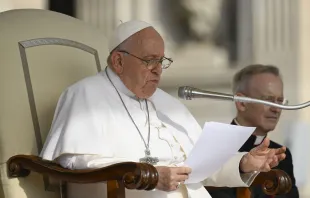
left=178, top=86, right=310, bottom=110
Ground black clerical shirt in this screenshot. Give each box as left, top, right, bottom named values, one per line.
left=207, top=120, right=299, bottom=198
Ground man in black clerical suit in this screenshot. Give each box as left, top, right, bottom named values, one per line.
left=208, top=64, right=299, bottom=198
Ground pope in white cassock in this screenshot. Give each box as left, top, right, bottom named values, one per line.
left=40, top=20, right=286, bottom=198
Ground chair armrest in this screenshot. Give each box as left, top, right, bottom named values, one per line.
left=251, top=169, right=292, bottom=195
left=205, top=169, right=292, bottom=197
left=7, top=155, right=158, bottom=191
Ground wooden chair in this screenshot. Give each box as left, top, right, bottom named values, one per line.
left=7, top=155, right=158, bottom=198
left=206, top=169, right=292, bottom=198
left=0, top=9, right=157, bottom=198
left=0, top=9, right=292, bottom=198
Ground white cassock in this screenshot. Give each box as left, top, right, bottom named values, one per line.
left=40, top=67, right=257, bottom=198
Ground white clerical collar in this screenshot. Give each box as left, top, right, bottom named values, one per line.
left=105, top=66, right=137, bottom=99
left=234, top=118, right=265, bottom=145
left=253, top=136, right=265, bottom=145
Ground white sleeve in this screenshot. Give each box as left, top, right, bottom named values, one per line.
left=56, top=154, right=131, bottom=170
left=202, top=152, right=259, bottom=187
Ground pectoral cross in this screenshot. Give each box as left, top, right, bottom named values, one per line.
left=139, top=148, right=159, bottom=165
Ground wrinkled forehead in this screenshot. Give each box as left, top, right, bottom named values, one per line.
left=129, top=28, right=165, bottom=57
left=248, top=73, right=284, bottom=96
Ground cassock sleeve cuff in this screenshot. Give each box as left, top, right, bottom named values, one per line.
left=202, top=152, right=257, bottom=187
left=232, top=152, right=259, bottom=187
left=240, top=171, right=260, bottom=186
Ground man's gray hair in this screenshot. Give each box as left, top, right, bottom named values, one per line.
left=232, top=64, right=281, bottom=94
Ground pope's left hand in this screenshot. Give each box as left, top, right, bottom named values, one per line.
left=239, top=138, right=286, bottom=173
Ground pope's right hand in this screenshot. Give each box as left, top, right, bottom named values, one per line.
left=155, top=166, right=191, bottom=191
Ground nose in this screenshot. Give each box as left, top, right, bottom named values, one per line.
left=151, top=63, right=162, bottom=75
left=270, top=106, right=281, bottom=113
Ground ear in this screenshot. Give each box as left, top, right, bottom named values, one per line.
left=111, top=52, right=124, bottom=74
left=235, top=92, right=247, bottom=112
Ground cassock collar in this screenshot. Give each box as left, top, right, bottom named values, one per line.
left=233, top=118, right=266, bottom=146
left=105, top=66, right=137, bottom=99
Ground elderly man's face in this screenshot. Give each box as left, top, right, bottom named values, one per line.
left=238, top=73, right=284, bottom=134
left=112, top=27, right=164, bottom=98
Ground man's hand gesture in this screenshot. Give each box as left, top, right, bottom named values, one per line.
left=240, top=138, right=286, bottom=173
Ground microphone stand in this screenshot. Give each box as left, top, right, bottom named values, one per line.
left=178, top=86, right=310, bottom=110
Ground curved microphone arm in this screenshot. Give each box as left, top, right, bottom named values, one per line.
left=178, top=86, right=310, bottom=110
left=233, top=96, right=310, bottom=110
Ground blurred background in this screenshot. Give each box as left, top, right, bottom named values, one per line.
left=1, top=0, right=310, bottom=197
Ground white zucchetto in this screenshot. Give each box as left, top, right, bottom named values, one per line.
left=108, top=20, right=152, bottom=53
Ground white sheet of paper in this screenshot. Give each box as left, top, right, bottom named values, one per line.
left=184, top=121, right=256, bottom=184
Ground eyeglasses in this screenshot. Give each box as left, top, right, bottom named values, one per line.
left=260, top=95, right=289, bottom=105
left=243, top=94, right=289, bottom=105
left=118, top=50, right=173, bottom=69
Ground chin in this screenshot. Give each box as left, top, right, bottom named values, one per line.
left=262, top=125, right=276, bottom=132
left=263, top=118, right=279, bottom=129
left=145, top=90, right=157, bottom=98
left=137, top=90, right=157, bottom=99
left=139, top=85, right=157, bottom=98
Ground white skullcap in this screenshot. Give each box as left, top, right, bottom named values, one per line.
left=108, top=20, right=153, bottom=53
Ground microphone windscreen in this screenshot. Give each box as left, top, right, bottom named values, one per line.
left=178, top=86, right=191, bottom=99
